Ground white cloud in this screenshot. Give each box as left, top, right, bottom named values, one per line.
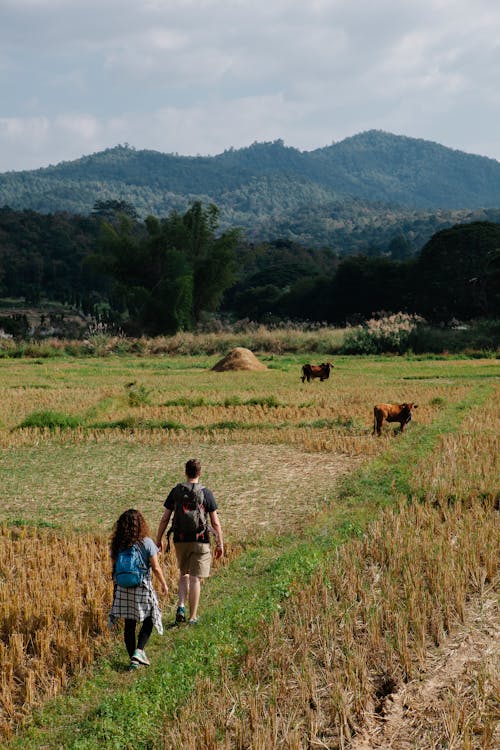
left=55, top=114, right=99, bottom=140
left=0, top=115, right=102, bottom=170
left=1, top=0, right=500, bottom=170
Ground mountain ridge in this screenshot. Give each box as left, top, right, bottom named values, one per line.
left=1, top=130, right=500, bottom=250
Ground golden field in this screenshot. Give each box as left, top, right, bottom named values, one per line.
left=0, top=352, right=498, bottom=744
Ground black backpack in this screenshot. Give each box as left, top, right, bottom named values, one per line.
left=166, top=483, right=212, bottom=549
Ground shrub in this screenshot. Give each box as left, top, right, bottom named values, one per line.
left=126, top=382, right=152, bottom=407
left=341, top=313, right=425, bottom=355
left=406, top=318, right=500, bottom=354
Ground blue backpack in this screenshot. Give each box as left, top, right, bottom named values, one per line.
left=113, top=543, right=148, bottom=587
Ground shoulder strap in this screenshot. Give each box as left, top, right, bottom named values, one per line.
left=181, top=481, right=204, bottom=492
left=134, top=540, right=149, bottom=569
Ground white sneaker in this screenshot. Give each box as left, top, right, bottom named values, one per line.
left=131, top=648, right=150, bottom=666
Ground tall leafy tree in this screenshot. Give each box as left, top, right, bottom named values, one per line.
left=90, top=202, right=239, bottom=334
left=416, top=221, right=500, bottom=320
left=181, top=202, right=240, bottom=321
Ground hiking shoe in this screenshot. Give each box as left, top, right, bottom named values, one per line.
left=175, top=606, right=186, bottom=624
left=187, top=618, right=199, bottom=626
left=131, top=648, right=150, bottom=666
left=128, top=660, right=141, bottom=671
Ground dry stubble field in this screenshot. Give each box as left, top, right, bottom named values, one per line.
left=0, top=354, right=478, bottom=534
left=0, top=352, right=498, bottom=744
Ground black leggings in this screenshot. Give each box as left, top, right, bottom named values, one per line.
left=124, top=616, right=153, bottom=658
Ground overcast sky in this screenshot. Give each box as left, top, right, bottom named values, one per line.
left=1, top=0, right=499, bottom=172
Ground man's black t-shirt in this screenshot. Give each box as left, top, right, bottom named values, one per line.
left=164, top=483, right=217, bottom=543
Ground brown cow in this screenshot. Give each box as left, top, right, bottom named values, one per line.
left=301, top=362, right=333, bottom=383
left=372, top=402, right=418, bottom=436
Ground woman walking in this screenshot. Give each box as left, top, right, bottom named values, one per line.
left=109, top=508, right=168, bottom=670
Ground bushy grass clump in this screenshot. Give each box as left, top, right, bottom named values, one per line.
left=17, top=410, right=83, bottom=430
left=341, top=313, right=425, bottom=354
left=125, top=382, right=152, bottom=407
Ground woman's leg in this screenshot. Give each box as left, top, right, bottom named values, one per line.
left=124, top=619, right=137, bottom=658
left=137, top=616, right=153, bottom=651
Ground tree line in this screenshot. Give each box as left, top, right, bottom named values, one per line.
left=0, top=201, right=498, bottom=335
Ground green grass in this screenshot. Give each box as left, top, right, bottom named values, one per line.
left=162, top=395, right=281, bottom=407
left=14, top=414, right=361, bottom=433
left=6, top=378, right=493, bottom=750
left=17, top=410, right=84, bottom=430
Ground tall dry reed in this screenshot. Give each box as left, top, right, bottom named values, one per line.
left=0, top=524, right=181, bottom=738
left=162, top=493, right=499, bottom=749
left=413, top=396, right=500, bottom=505
left=0, top=326, right=346, bottom=358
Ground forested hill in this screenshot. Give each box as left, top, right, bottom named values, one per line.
left=1, top=130, right=500, bottom=249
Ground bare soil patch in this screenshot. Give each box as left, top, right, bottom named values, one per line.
left=0, top=441, right=360, bottom=541
left=209, top=443, right=360, bottom=540
left=351, top=590, right=500, bottom=750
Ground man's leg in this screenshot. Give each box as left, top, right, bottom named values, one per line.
left=175, top=571, right=189, bottom=622
left=178, top=572, right=189, bottom=607
left=188, top=575, right=201, bottom=621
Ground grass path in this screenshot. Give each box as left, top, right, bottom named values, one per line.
left=7, top=382, right=492, bottom=750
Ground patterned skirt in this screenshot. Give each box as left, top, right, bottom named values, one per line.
left=108, top=577, right=163, bottom=635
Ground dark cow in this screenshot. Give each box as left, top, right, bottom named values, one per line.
left=301, top=362, right=332, bottom=383
left=372, top=402, right=418, bottom=436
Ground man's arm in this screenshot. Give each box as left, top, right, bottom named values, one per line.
left=156, top=508, right=172, bottom=552
left=209, top=510, right=224, bottom=559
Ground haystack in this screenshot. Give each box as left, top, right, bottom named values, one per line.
left=211, top=347, right=268, bottom=372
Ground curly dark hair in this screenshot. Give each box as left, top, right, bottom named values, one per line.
left=110, top=508, right=150, bottom=561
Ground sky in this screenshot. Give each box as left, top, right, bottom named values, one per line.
left=1, top=0, right=500, bottom=172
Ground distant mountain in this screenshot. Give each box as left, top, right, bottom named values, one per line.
left=1, top=130, right=500, bottom=251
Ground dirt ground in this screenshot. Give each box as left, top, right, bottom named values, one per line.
left=351, top=590, right=500, bottom=749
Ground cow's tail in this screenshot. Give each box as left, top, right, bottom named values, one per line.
left=301, top=365, right=306, bottom=383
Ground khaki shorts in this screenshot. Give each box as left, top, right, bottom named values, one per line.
left=175, top=542, right=212, bottom=578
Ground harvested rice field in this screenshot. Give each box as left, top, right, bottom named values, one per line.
left=0, top=352, right=498, bottom=748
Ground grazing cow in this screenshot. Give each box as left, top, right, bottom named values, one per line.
left=372, top=402, right=418, bottom=436
left=301, top=362, right=333, bottom=383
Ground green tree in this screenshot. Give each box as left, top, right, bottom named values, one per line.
left=416, top=221, right=500, bottom=320
left=322, top=255, right=411, bottom=323
left=181, top=202, right=240, bottom=321
left=92, top=199, right=139, bottom=221
left=90, top=202, right=239, bottom=334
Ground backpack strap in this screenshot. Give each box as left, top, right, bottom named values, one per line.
left=165, top=484, right=185, bottom=552
left=134, top=540, right=149, bottom=572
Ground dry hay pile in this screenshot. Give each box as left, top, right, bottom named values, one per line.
left=211, top=347, right=268, bottom=372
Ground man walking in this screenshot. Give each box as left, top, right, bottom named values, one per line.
left=156, top=459, right=224, bottom=625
